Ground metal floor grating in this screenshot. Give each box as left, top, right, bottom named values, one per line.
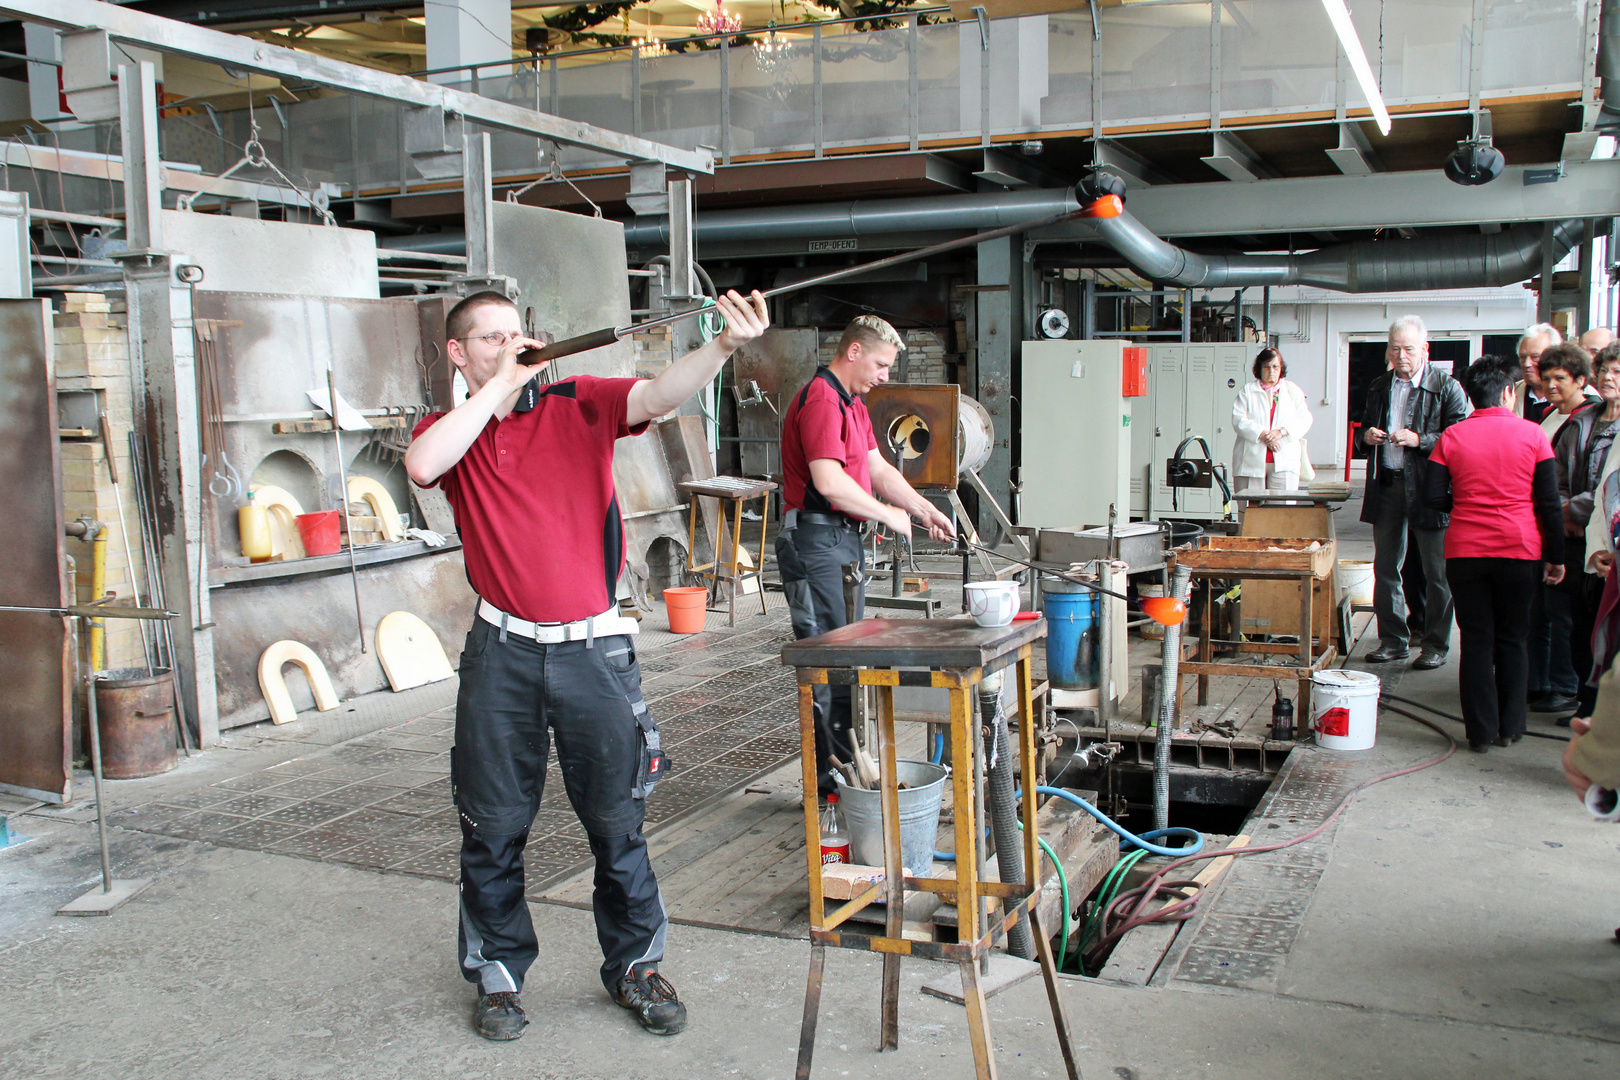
left=116, top=604, right=807, bottom=891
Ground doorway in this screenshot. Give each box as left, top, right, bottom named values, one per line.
left=1347, top=338, right=1472, bottom=460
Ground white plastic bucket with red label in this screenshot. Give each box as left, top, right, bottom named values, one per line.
left=1311, top=669, right=1380, bottom=750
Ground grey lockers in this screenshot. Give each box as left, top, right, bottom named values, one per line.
left=1130, top=344, right=1252, bottom=521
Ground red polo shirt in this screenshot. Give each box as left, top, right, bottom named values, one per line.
left=1428, top=406, right=1554, bottom=560
left=781, top=367, right=877, bottom=519
left=412, top=376, right=646, bottom=623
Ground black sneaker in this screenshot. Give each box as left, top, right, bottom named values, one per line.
left=474, top=991, right=528, bottom=1041
left=613, top=967, right=688, bottom=1035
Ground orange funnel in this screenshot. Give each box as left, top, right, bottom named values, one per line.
left=1078, top=194, right=1124, bottom=219
left=1138, top=595, right=1188, bottom=627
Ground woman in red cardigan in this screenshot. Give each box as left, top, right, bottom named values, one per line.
left=1423, top=358, right=1566, bottom=752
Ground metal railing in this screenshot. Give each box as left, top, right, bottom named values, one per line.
left=26, top=0, right=1591, bottom=211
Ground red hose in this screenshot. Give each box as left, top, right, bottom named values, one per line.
left=1086, top=705, right=1456, bottom=959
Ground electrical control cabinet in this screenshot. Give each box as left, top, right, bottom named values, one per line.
left=1020, top=340, right=1132, bottom=529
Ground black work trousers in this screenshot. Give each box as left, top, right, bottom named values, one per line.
left=453, top=617, right=666, bottom=996
left=1448, top=557, right=1540, bottom=745
left=775, top=520, right=865, bottom=794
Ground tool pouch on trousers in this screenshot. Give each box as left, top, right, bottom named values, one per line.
left=630, top=702, right=668, bottom=800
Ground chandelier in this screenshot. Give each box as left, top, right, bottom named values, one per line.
left=697, top=2, right=742, bottom=36
left=754, top=23, right=792, bottom=72
left=633, top=36, right=668, bottom=58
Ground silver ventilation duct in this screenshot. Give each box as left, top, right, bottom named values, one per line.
left=618, top=186, right=1083, bottom=247
left=1087, top=210, right=1588, bottom=292
left=382, top=184, right=1586, bottom=294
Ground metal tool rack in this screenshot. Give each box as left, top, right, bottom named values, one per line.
left=782, top=616, right=1078, bottom=1080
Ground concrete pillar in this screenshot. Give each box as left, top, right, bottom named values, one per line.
left=975, top=234, right=1023, bottom=540
left=425, top=0, right=514, bottom=85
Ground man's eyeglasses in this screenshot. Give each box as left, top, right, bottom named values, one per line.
left=455, top=330, right=523, bottom=347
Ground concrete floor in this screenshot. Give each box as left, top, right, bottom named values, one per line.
left=3, top=508, right=1619, bottom=1078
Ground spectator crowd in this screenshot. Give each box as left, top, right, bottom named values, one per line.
left=1351, top=317, right=1620, bottom=794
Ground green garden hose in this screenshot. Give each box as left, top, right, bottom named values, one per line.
left=1079, top=847, right=1149, bottom=954
left=1016, top=820, right=1072, bottom=965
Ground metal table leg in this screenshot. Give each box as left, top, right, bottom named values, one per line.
left=795, top=943, right=827, bottom=1080
left=876, top=685, right=903, bottom=1050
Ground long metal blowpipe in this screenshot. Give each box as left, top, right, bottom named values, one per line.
left=513, top=195, right=1126, bottom=371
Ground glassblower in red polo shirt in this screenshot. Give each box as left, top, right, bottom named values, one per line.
left=776, top=316, right=956, bottom=796
left=1423, top=357, right=1566, bottom=752
left=406, top=288, right=768, bottom=1041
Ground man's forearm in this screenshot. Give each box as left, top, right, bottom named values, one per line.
left=633, top=338, right=729, bottom=421
left=870, top=460, right=931, bottom=517
left=405, top=379, right=513, bottom=485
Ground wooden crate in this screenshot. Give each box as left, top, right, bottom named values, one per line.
left=1178, top=536, right=1335, bottom=580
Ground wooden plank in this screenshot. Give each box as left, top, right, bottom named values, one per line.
left=270, top=415, right=410, bottom=434
left=661, top=807, right=808, bottom=911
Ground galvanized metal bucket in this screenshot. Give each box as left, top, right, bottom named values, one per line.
left=834, top=760, right=948, bottom=876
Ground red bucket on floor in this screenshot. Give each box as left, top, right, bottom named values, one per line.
left=295, top=510, right=341, bottom=557
left=663, top=587, right=708, bottom=634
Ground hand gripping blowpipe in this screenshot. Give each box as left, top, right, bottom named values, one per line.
left=506, top=193, right=1125, bottom=412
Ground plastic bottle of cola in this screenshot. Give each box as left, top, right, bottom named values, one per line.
left=820, top=793, right=849, bottom=866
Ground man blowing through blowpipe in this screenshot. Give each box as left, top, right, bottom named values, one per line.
left=405, top=287, right=769, bottom=1043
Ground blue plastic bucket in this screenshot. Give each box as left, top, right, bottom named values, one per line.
left=1042, top=578, right=1098, bottom=690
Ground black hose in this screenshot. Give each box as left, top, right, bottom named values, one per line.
left=1382, top=691, right=1571, bottom=743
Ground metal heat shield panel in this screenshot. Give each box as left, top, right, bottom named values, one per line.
left=731, top=329, right=821, bottom=479
left=0, top=300, right=70, bottom=802
left=192, top=292, right=478, bottom=729
left=160, top=211, right=380, bottom=299
left=490, top=202, right=634, bottom=381
left=864, top=383, right=961, bottom=491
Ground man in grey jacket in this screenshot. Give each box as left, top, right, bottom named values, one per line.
left=1359, top=315, right=1472, bottom=668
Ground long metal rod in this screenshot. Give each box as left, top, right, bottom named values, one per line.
left=518, top=199, right=1122, bottom=370
left=100, top=412, right=153, bottom=672
left=327, top=367, right=368, bottom=653
left=82, top=644, right=112, bottom=893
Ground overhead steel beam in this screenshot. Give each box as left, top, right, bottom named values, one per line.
left=1325, top=122, right=1382, bottom=175
left=1038, top=160, right=1620, bottom=239
left=1090, top=139, right=1172, bottom=189
left=0, top=139, right=340, bottom=209
left=4, top=0, right=712, bottom=174
left=1200, top=131, right=1277, bottom=183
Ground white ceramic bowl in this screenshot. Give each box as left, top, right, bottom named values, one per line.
left=963, top=581, right=1021, bottom=628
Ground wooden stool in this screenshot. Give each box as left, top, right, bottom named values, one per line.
left=679, top=476, right=778, bottom=626
left=782, top=617, right=1078, bottom=1080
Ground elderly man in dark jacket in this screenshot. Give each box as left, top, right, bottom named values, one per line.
left=1360, top=315, right=1472, bottom=667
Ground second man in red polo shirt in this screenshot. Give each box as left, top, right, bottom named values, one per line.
left=777, top=315, right=956, bottom=795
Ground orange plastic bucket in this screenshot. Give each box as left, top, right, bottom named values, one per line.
left=296, top=510, right=342, bottom=556
left=663, top=586, right=709, bottom=634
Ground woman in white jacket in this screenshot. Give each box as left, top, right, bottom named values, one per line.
left=1231, top=346, right=1313, bottom=492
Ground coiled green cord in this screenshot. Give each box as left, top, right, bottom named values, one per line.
left=696, top=296, right=723, bottom=342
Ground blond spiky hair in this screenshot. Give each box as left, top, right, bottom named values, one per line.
left=837, top=314, right=906, bottom=358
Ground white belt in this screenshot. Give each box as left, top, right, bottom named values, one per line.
left=478, top=599, right=639, bottom=644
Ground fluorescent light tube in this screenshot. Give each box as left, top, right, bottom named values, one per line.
left=1320, top=0, right=1392, bottom=135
